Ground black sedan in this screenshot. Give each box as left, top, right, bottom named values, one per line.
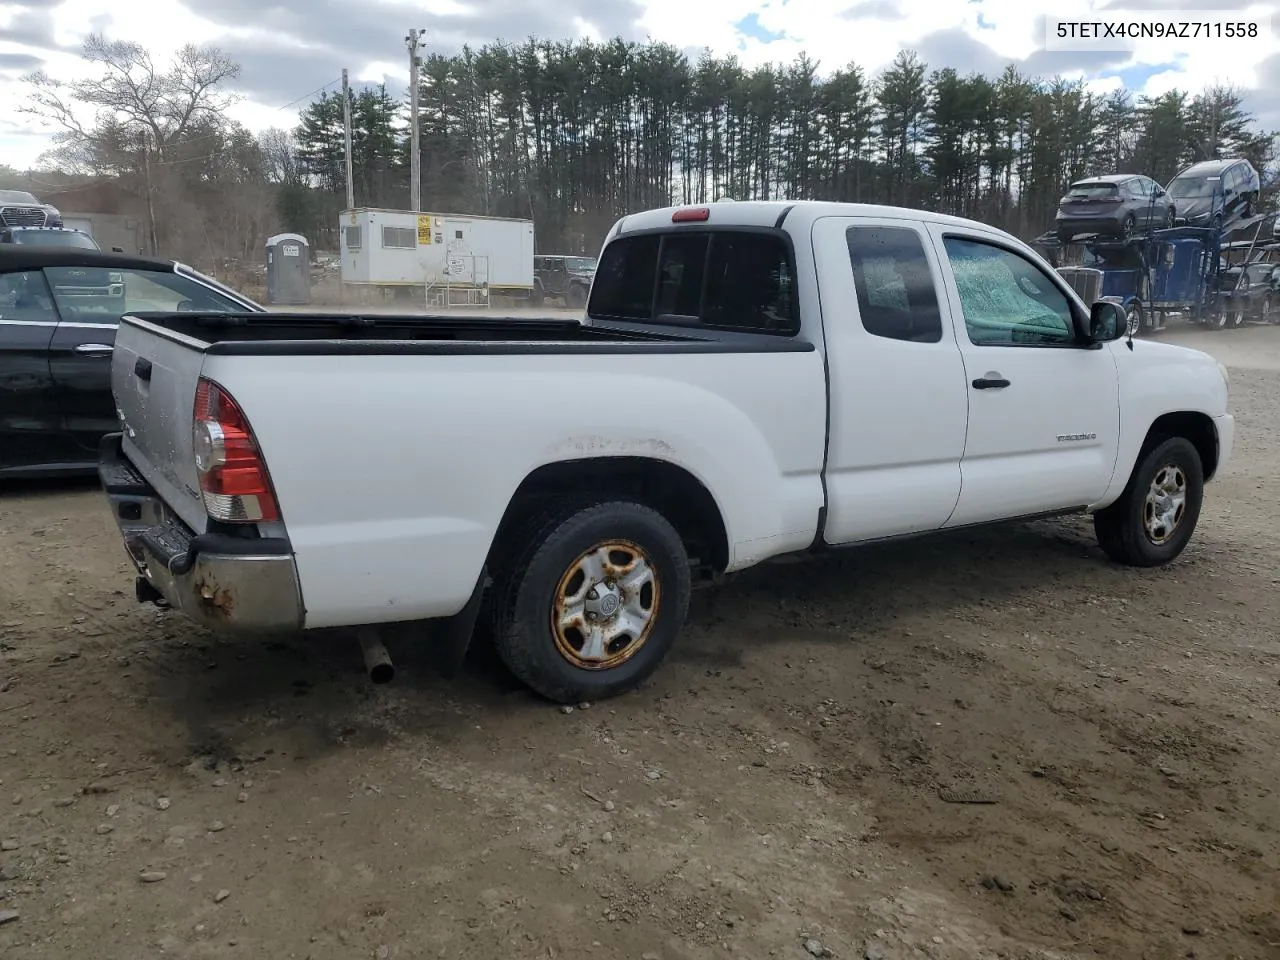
left=1, top=247, right=262, bottom=479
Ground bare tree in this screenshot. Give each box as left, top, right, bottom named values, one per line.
left=22, top=34, right=241, bottom=169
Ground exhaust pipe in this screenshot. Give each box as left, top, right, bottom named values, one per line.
left=357, top=628, right=394, bottom=684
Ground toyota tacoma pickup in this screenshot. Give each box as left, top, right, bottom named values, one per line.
left=98, top=201, right=1234, bottom=703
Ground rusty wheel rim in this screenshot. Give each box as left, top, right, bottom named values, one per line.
left=550, top=539, right=659, bottom=670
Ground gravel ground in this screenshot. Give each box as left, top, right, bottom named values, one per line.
left=1, top=324, right=1278, bottom=960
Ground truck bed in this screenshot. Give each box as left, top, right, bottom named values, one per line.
left=127, top=311, right=812, bottom=355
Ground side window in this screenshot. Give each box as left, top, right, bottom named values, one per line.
left=845, top=225, right=943, bottom=343
left=942, top=237, right=1076, bottom=346
left=0, top=270, right=58, bottom=324
left=44, top=267, right=243, bottom=325
left=588, top=234, right=660, bottom=321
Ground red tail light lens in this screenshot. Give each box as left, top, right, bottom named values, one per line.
left=193, top=377, right=279, bottom=522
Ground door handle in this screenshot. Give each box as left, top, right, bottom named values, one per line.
left=972, top=376, right=1010, bottom=390
left=74, top=343, right=114, bottom=356
left=134, top=357, right=152, bottom=381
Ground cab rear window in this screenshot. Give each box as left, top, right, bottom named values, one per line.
left=588, top=229, right=799, bottom=335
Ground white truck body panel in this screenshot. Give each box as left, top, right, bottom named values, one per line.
left=104, top=199, right=1234, bottom=644
left=339, top=207, right=534, bottom=292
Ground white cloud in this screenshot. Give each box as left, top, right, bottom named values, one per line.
left=2, top=0, right=1278, bottom=171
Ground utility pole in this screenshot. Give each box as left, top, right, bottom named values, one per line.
left=406, top=27, right=423, bottom=212
left=141, top=131, right=158, bottom=256
left=341, top=68, right=355, bottom=210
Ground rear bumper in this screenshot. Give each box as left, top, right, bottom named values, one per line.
left=1056, top=214, right=1124, bottom=236
left=98, top=433, right=303, bottom=631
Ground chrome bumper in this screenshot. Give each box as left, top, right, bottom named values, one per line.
left=98, top=433, right=303, bottom=631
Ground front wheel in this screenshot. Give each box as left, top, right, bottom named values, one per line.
left=489, top=501, right=692, bottom=703
left=1093, top=437, right=1204, bottom=567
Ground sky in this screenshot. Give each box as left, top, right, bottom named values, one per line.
left=1, top=0, right=1278, bottom=172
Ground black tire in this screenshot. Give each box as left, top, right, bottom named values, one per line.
left=1058, top=229, right=1073, bottom=247
left=1093, top=436, right=1204, bottom=567
left=531, top=286, right=545, bottom=307
left=565, top=284, right=588, bottom=309
left=488, top=500, right=691, bottom=703
left=1164, top=207, right=1176, bottom=228
left=1120, top=214, right=1136, bottom=239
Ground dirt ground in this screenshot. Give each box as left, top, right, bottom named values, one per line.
left=2, top=325, right=1279, bottom=960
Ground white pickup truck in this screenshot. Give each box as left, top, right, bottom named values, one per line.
left=99, top=201, right=1233, bottom=703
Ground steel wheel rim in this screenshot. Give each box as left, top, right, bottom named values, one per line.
left=1143, top=464, right=1188, bottom=545
left=1125, top=307, right=1141, bottom=336
left=551, top=539, right=660, bottom=670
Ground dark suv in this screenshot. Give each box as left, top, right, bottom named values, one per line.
left=533, top=254, right=596, bottom=308
left=1167, top=158, right=1260, bottom=228
left=1055, top=174, right=1176, bottom=244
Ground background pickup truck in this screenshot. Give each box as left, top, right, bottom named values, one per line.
left=99, top=200, right=1234, bottom=704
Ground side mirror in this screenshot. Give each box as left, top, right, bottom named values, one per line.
left=1088, top=300, right=1127, bottom=341
left=1154, top=187, right=1166, bottom=197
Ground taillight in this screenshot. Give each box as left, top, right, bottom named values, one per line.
left=672, top=207, right=710, bottom=222
left=192, top=377, right=279, bottom=523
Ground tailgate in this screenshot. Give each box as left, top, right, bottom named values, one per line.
left=111, top=316, right=210, bottom=533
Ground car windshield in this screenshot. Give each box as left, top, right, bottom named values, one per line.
left=1066, top=183, right=1118, bottom=198
left=1168, top=177, right=1219, bottom=199
left=0, top=190, right=40, bottom=204
left=8, top=230, right=98, bottom=249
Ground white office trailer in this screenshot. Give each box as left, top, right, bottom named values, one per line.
left=338, top=208, right=535, bottom=306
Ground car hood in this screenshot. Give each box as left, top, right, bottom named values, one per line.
left=1176, top=197, right=1215, bottom=220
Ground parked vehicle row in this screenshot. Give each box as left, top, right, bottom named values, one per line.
left=94, top=200, right=1232, bottom=703
left=1056, top=158, right=1262, bottom=245
left=0, top=247, right=262, bottom=478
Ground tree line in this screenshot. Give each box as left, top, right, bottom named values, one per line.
left=11, top=34, right=1278, bottom=270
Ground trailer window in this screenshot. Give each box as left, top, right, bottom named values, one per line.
left=588, top=230, right=798, bottom=335
left=382, top=226, right=416, bottom=249
left=344, top=225, right=362, bottom=250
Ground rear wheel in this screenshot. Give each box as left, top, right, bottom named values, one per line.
left=1228, top=304, right=1247, bottom=328
left=1093, top=437, right=1204, bottom=567
left=488, top=500, right=691, bottom=703
left=1120, top=214, right=1136, bottom=239
left=565, top=284, right=588, bottom=309
left=1164, top=208, right=1176, bottom=228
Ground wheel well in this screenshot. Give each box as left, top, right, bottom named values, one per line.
left=492, top=458, right=730, bottom=576
left=1144, top=412, right=1219, bottom=480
